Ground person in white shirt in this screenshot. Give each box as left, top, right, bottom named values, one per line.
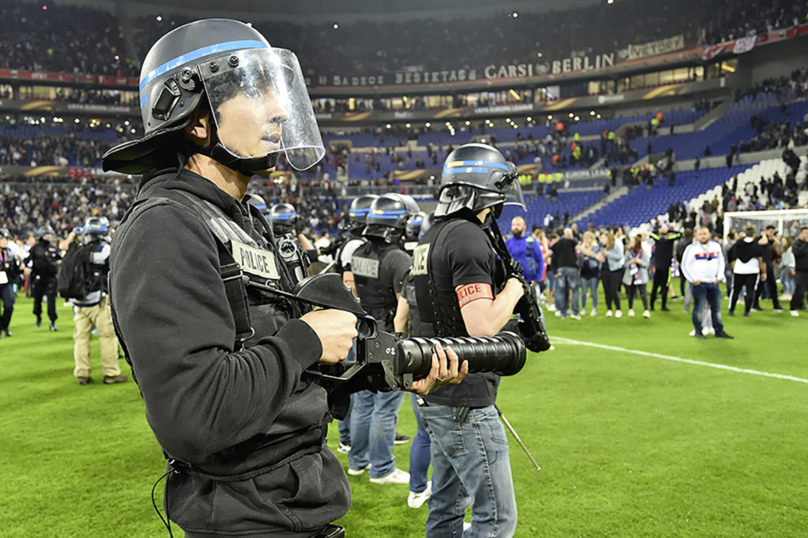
left=681, top=226, right=733, bottom=339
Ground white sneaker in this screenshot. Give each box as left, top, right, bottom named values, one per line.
left=347, top=463, right=371, bottom=476
left=580, top=309, right=586, bottom=316
left=369, top=468, right=410, bottom=485
left=338, top=442, right=351, bottom=454
left=407, top=484, right=432, bottom=508
left=605, top=310, right=613, bottom=317
left=790, top=310, right=800, bottom=317
left=628, top=309, right=635, bottom=317
left=704, top=327, right=715, bottom=336
left=547, top=304, right=556, bottom=312
left=643, top=310, right=651, bottom=319
left=590, top=309, right=597, bottom=316
left=615, top=310, right=623, bottom=318
left=569, top=314, right=582, bottom=320
left=688, top=329, right=696, bottom=336
left=780, top=294, right=792, bottom=301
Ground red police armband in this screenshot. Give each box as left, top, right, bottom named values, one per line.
left=456, top=283, right=494, bottom=308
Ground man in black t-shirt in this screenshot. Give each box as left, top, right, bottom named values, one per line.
left=649, top=226, right=681, bottom=311
left=551, top=228, right=580, bottom=319
left=753, top=226, right=783, bottom=312
left=413, top=143, right=529, bottom=538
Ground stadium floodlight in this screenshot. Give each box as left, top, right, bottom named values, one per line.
left=607, top=0, right=614, bottom=4
left=590, top=111, right=595, bottom=116
left=568, top=113, right=574, bottom=118
left=465, top=121, right=470, bottom=125
left=156, top=15, right=162, bottom=21
left=574, top=116, right=580, bottom=121
left=597, top=114, right=602, bottom=119
left=506, top=118, right=511, bottom=123
left=333, top=23, right=339, bottom=29
left=537, top=52, right=543, bottom=58
left=74, top=118, right=80, bottom=123
left=548, top=115, right=553, bottom=120
left=425, top=122, right=431, bottom=128
left=385, top=124, right=391, bottom=129
left=511, top=11, right=518, bottom=18
left=526, top=117, right=532, bottom=122
left=131, top=128, right=136, bottom=134
left=405, top=123, right=411, bottom=128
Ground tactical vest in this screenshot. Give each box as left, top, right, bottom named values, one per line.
left=351, top=239, right=399, bottom=331
left=412, top=218, right=471, bottom=338
left=111, top=180, right=329, bottom=480
left=401, top=271, right=430, bottom=337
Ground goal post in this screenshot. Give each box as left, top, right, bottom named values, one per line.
left=723, top=209, right=808, bottom=241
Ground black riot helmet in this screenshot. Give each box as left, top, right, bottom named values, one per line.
left=246, top=194, right=270, bottom=216
left=37, top=226, right=56, bottom=242
left=435, top=143, right=525, bottom=218
left=365, top=194, right=420, bottom=242
left=102, top=19, right=324, bottom=176
left=346, top=194, right=379, bottom=232
left=405, top=211, right=426, bottom=242
left=269, top=203, right=298, bottom=235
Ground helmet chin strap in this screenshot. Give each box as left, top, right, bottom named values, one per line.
left=192, top=126, right=279, bottom=176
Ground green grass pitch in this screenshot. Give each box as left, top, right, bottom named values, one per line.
left=1, top=289, right=806, bottom=537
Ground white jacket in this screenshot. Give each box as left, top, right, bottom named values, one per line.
left=681, top=240, right=725, bottom=284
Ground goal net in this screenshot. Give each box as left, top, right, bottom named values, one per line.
left=724, top=209, right=808, bottom=241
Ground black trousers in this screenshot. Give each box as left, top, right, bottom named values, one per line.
left=602, top=268, right=622, bottom=311
left=32, top=276, right=57, bottom=322
left=730, top=273, right=758, bottom=315
left=0, top=283, right=15, bottom=331
left=649, top=265, right=670, bottom=309
left=791, top=271, right=808, bottom=311
left=627, top=283, right=649, bottom=310
left=754, top=265, right=781, bottom=309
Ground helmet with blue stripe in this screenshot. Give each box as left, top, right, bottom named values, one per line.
left=84, top=217, right=110, bottom=240
left=365, top=194, right=420, bottom=242
left=246, top=193, right=270, bottom=216
left=435, top=143, right=524, bottom=218
left=269, top=203, right=298, bottom=235
left=102, top=19, right=323, bottom=177
left=346, top=194, right=378, bottom=231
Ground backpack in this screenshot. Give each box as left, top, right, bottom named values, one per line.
left=57, top=241, right=97, bottom=299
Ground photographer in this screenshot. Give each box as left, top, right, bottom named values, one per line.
left=26, top=225, right=61, bottom=331
left=102, top=20, right=463, bottom=538
left=412, top=143, right=531, bottom=538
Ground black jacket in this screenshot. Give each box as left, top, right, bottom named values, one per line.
left=109, top=169, right=350, bottom=537
left=793, top=239, right=808, bottom=272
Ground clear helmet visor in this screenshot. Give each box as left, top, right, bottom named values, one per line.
left=200, top=47, right=324, bottom=171
left=503, top=175, right=527, bottom=211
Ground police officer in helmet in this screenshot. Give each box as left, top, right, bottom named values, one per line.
left=412, top=143, right=528, bottom=538
left=339, top=194, right=378, bottom=297
left=102, top=19, right=460, bottom=538
left=347, top=193, right=429, bottom=484
left=27, top=225, right=61, bottom=331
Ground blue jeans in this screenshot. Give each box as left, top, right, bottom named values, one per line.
left=545, top=270, right=556, bottom=292
left=409, top=393, right=432, bottom=493
left=555, top=267, right=580, bottom=316
left=420, top=404, right=517, bottom=538
left=348, top=389, right=405, bottom=478
left=579, top=276, right=599, bottom=310
left=691, top=282, right=724, bottom=334
left=338, top=342, right=357, bottom=445
left=781, top=270, right=795, bottom=295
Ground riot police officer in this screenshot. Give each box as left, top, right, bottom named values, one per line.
left=27, top=226, right=61, bottom=331
left=102, top=19, right=458, bottom=538
left=339, top=194, right=378, bottom=297
left=412, top=143, right=529, bottom=538
left=347, top=193, right=419, bottom=484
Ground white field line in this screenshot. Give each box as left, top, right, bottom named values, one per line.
left=552, top=337, right=808, bottom=384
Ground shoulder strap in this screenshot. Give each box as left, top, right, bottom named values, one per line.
left=125, top=188, right=254, bottom=346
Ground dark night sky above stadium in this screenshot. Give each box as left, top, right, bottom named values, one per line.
left=137, top=0, right=601, bottom=17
